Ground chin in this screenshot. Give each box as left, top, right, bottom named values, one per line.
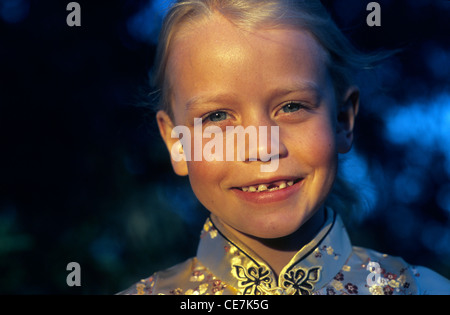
left=243, top=216, right=306, bottom=239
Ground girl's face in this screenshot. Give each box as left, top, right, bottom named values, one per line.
left=158, top=14, right=358, bottom=239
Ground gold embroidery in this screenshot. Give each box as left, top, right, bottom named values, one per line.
left=331, top=279, right=343, bottom=291
left=233, top=264, right=273, bottom=295
left=136, top=283, right=145, bottom=295
left=282, top=266, right=322, bottom=295
left=232, top=263, right=322, bottom=295
left=172, top=288, right=183, bottom=295
left=190, top=270, right=205, bottom=282
left=185, top=289, right=196, bottom=295
left=202, top=220, right=218, bottom=239
left=326, top=246, right=334, bottom=255
left=369, top=285, right=384, bottom=295
left=198, top=283, right=209, bottom=294
left=135, top=277, right=154, bottom=295
left=211, top=279, right=226, bottom=295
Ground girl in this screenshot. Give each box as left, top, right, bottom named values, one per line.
left=120, top=0, right=450, bottom=295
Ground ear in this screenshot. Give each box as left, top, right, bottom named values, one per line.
left=156, top=110, right=189, bottom=176
left=336, top=86, right=359, bottom=154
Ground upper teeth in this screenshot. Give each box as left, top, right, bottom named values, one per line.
left=241, top=180, right=294, bottom=193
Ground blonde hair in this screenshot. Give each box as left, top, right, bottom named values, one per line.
left=150, top=0, right=383, bottom=119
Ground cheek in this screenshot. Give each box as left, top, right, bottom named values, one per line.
left=186, top=160, right=225, bottom=203
left=309, top=129, right=336, bottom=166
left=187, top=161, right=212, bottom=187
left=293, top=118, right=337, bottom=166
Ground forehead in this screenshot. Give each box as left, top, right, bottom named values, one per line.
left=166, top=13, right=331, bottom=116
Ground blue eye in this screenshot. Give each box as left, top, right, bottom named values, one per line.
left=207, top=111, right=228, bottom=122
left=281, top=102, right=302, bottom=113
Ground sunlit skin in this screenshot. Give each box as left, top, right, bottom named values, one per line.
left=157, top=13, right=359, bottom=275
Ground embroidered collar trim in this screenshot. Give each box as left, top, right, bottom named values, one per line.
left=196, top=208, right=353, bottom=295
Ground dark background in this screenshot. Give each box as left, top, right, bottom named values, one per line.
left=0, top=0, right=449, bottom=294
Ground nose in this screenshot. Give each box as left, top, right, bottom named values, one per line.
left=234, top=114, right=288, bottom=163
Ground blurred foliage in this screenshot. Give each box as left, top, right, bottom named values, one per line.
left=0, top=0, right=449, bottom=294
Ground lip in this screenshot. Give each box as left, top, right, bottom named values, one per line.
left=231, top=177, right=304, bottom=204
left=233, top=176, right=301, bottom=188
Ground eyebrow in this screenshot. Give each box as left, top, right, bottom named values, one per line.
left=185, top=93, right=239, bottom=110
left=267, top=80, right=321, bottom=101
left=184, top=80, right=321, bottom=110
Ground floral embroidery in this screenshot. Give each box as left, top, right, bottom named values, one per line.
left=136, top=283, right=146, bottom=295
left=334, top=272, right=344, bottom=281
left=120, top=212, right=427, bottom=296
left=383, top=285, right=394, bottom=295
left=178, top=262, right=229, bottom=295
left=282, top=266, right=321, bottom=295
left=314, top=248, right=322, bottom=258
left=169, top=288, right=183, bottom=295
left=190, top=270, right=205, bottom=282
left=369, top=285, right=384, bottom=295
left=326, top=246, right=334, bottom=255
left=388, top=279, right=400, bottom=288
left=326, top=287, right=336, bottom=295
left=345, top=283, right=358, bottom=294
left=342, top=265, right=351, bottom=272
left=212, top=279, right=227, bottom=294
left=201, top=220, right=218, bottom=239
left=198, top=283, right=209, bottom=294
left=135, top=277, right=154, bottom=295
left=316, top=245, right=341, bottom=261
left=233, top=265, right=273, bottom=295
left=331, top=279, right=343, bottom=291
left=364, top=261, right=412, bottom=295
left=385, top=272, right=397, bottom=280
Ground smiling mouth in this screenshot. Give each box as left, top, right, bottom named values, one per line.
left=237, top=178, right=303, bottom=193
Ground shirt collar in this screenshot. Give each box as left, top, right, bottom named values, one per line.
left=196, top=208, right=353, bottom=295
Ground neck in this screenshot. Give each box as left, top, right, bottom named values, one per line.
left=220, top=207, right=326, bottom=277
